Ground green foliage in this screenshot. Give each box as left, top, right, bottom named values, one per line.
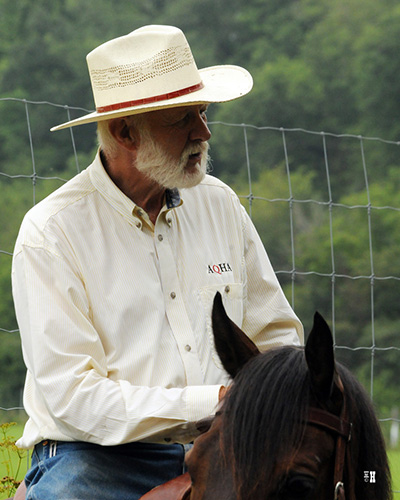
left=230, top=144, right=400, bottom=412
left=235, top=165, right=316, bottom=271
left=0, top=331, right=25, bottom=409
left=388, top=449, right=400, bottom=497
left=0, top=423, right=26, bottom=498
left=0, top=0, right=399, bottom=419
left=352, top=5, right=400, bottom=140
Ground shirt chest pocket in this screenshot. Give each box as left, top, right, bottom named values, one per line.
left=198, top=283, right=244, bottom=369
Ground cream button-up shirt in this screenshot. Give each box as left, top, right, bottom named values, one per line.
left=12, top=151, right=303, bottom=449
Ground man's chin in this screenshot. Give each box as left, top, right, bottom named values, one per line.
left=170, top=166, right=206, bottom=189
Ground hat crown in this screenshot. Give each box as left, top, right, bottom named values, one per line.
left=86, top=25, right=202, bottom=110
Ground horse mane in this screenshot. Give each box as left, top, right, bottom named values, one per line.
left=221, top=346, right=391, bottom=500
left=335, top=362, right=392, bottom=500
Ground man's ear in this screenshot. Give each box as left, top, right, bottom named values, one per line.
left=108, top=118, right=139, bottom=152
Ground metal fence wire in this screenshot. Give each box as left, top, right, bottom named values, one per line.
left=1, top=98, right=399, bottom=462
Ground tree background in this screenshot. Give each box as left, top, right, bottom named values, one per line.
left=0, top=0, right=399, bottom=436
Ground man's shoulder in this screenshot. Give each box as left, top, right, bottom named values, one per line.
left=18, top=168, right=95, bottom=239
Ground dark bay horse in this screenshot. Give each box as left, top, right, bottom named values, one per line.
left=143, top=292, right=391, bottom=499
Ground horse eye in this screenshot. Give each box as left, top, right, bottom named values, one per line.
left=195, top=416, right=214, bottom=434
left=279, top=474, right=316, bottom=499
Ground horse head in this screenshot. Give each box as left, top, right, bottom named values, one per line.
left=185, top=292, right=391, bottom=500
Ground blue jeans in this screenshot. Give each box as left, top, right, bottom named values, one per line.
left=25, top=440, right=187, bottom=499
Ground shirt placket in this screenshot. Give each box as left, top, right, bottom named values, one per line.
left=154, top=218, right=205, bottom=385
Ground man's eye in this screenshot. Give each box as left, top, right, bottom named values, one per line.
left=174, top=114, right=190, bottom=126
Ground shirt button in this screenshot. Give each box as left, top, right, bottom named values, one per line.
left=225, top=285, right=230, bottom=293
left=135, top=221, right=142, bottom=229
left=167, top=218, right=172, bottom=226
left=158, top=234, right=164, bottom=241
left=170, top=292, right=176, bottom=299
left=185, top=344, right=192, bottom=352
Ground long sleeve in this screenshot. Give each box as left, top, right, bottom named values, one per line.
left=13, top=241, right=221, bottom=447
left=240, top=205, right=304, bottom=348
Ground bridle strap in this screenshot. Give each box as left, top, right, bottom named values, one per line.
left=308, top=408, right=352, bottom=440
left=307, top=383, right=352, bottom=500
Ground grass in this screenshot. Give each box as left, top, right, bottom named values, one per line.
left=389, top=449, right=400, bottom=499
left=1, top=423, right=400, bottom=498
left=0, top=423, right=27, bottom=499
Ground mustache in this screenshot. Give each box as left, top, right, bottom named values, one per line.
left=181, top=141, right=209, bottom=162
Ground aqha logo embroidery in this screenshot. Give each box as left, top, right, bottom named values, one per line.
left=208, top=263, right=232, bottom=275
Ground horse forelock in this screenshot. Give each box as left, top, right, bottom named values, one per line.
left=221, top=346, right=310, bottom=497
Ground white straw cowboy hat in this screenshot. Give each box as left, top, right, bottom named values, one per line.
left=51, top=25, right=253, bottom=131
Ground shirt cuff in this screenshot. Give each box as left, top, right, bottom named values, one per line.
left=184, top=384, right=222, bottom=424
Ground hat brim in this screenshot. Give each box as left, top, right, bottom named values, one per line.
left=50, top=65, right=253, bottom=131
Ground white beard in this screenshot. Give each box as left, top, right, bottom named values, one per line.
left=135, top=131, right=210, bottom=189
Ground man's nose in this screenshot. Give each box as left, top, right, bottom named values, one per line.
left=189, top=112, right=212, bottom=142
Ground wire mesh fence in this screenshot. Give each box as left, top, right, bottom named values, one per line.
left=1, top=97, right=399, bottom=454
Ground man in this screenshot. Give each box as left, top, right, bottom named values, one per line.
left=12, top=25, right=303, bottom=499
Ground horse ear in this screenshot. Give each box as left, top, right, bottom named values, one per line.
left=212, top=292, right=260, bottom=378
left=305, top=312, right=335, bottom=402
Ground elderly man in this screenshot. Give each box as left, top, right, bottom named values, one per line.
left=12, top=25, right=303, bottom=499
